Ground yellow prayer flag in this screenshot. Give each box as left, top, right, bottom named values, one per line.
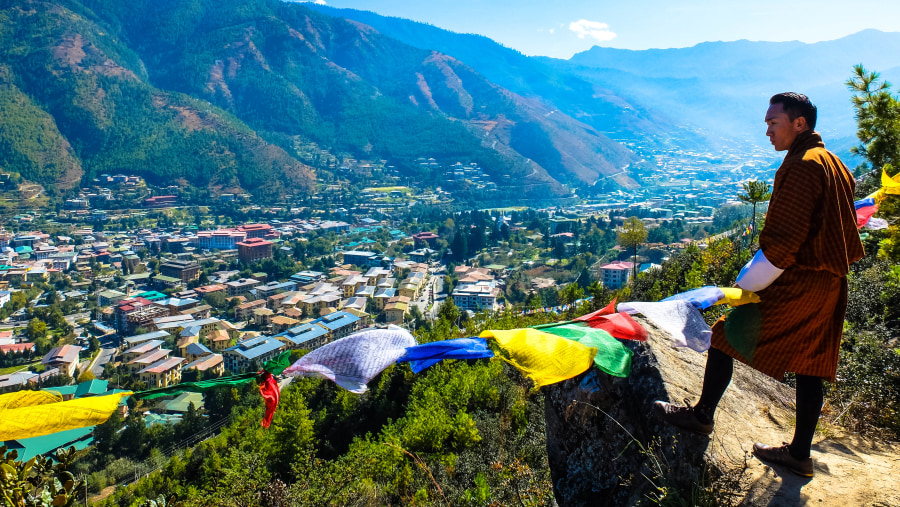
left=480, top=328, right=596, bottom=388
left=0, top=390, right=63, bottom=410
left=0, top=391, right=132, bottom=441
left=881, top=167, right=900, bottom=195
left=866, top=188, right=886, bottom=204
left=715, top=288, right=760, bottom=307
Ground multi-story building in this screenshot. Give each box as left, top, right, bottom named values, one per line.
left=183, top=354, right=225, bottom=377
left=226, top=278, right=260, bottom=297
left=599, top=261, right=634, bottom=289
left=197, top=230, right=247, bottom=250
left=311, top=311, right=362, bottom=341
left=122, top=339, right=165, bottom=363
left=138, top=357, right=185, bottom=387
left=223, top=336, right=285, bottom=373
left=159, top=260, right=200, bottom=283
left=290, top=270, right=325, bottom=285
left=235, top=299, right=267, bottom=321
left=236, top=224, right=279, bottom=239
left=276, top=323, right=330, bottom=350
left=342, top=250, right=379, bottom=267
left=127, top=348, right=173, bottom=373
left=412, top=231, right=439, bottom=249
left=143, top=195, right=177, bottom=208
left=373, top=288, right=397, bottom=311
left=41, top=345, right=82, bottom=377
left=342, top=275, right=368, bottom=298
left=115, top=297, right=170, bottom=335
left=451, top=282, right=500, bottom=312
left=237, top=237, right=273, bottom=264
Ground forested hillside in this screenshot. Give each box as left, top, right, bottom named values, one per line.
left=0, top=0, right=645, bottom=200
left=0, top=0, right=316, bottom=200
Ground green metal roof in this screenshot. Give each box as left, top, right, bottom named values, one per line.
left=74, top=379, right=109, bottom=397
left=3, top=427, right=95, bottom=461
left=155, top=392, right=204, bottom=413
left=42, top=385, right=77, bottom=397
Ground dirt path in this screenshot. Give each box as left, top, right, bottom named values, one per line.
left=656, top=333, right=900, bottom=507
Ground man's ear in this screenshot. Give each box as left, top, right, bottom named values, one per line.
left=793, top=116, right=808, bottom=132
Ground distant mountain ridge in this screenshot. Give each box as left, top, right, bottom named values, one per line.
left=556, top=29, right=900, bottom=142
left=305, top=3, right=678, bottom=144
left=303, top=3, right=900, bottom=149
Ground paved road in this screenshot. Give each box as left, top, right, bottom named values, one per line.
left=91, top=346, right=116, bottom=378
left=428, top=275, right=447, bottom=321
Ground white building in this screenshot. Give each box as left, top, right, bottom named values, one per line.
left=599, top=261, right=634, bottom=289
left=451, top=282, right=500, bottom=312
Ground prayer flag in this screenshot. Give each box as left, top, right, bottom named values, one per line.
left=134, top=373, right=258, bottom=400
left=396, top=338, right=494, bottom=373
left=0, top=391, right=132, bottom=441
left=574, top=298, right=617, bottom=322
left=480, top=328, right=596, bottom=388
left=864, top=217, right=889, bottom=231
left=856, top=201, right=879, bottom=228
left=0, top=390, right=63, bottom=409
left=881, top=167, right=900, bottom=195
left=264, top=351, right=292, bottom=376
left=662, top=286, right=724, bottom=310
left=855, top=197, right=875, bottom=210
left=617, top=300, right=711, bottom=352
left=714, top=287, right=761, bottom=307
left=259, top=372, right=280, bottom=428
left=578, top=311, right=648, bottom=342
left=283, top=326, right=417, bottom=393
left=538, top=323, right=633, bottom=378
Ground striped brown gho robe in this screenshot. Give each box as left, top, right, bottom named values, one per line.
left=710, top=130, right=865, bottom=381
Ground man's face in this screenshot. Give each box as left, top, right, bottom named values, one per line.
left=765, top=103, right=807, bottom=151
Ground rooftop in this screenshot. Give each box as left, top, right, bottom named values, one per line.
left=139, top=356, right=185, bottom=374
left=224, top=336, right=284, bottom=360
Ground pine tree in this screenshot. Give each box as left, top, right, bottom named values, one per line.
left=846, top=64, right=900, bottom=174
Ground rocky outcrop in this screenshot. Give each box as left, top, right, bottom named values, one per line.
left=545, top=317, right=900, bottom=506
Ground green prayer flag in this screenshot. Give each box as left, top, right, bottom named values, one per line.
left=264, top=351, right=292, bottom=375
left=537, top=323, right=633, bottom=378
left=133, top=373, right=258, bottom=400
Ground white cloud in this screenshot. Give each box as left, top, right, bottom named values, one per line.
left=568, top=19, right=616, bottom=43
left=314, top=0, right=326, bottom=4
left=549, top=28, right=555, bottom=34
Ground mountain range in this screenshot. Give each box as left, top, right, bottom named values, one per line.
left=2, top=0, right=900, bottom=202
left=307, top=4, right=900, bottom=154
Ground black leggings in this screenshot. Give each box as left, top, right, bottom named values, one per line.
left=695, top=348, right=824, bottom=460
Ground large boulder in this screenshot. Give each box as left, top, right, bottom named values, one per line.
left=544, top=317, right=900, bottom=506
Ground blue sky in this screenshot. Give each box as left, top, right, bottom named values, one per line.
left=308, top=0, right=900, bottom=58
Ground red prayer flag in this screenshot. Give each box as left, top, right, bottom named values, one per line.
left=582, top=311, right=648, bottom=342
left=259, top=372, right=280, bottom=428
left=574, top=298, right=618, bottom=322
left=856, top=202, right=878, bottom=228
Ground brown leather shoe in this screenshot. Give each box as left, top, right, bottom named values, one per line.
left=752, top=442, right=814, bottom=478
left=653, top=399, right=713, bottom=436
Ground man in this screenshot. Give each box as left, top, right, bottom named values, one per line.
left=654, top=93, right=864, bottom=478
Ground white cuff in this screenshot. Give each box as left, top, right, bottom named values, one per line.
left=735, top=249, right=784, bottom=292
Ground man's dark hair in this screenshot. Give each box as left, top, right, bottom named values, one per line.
left=770, top=92, right=817, bottom=130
